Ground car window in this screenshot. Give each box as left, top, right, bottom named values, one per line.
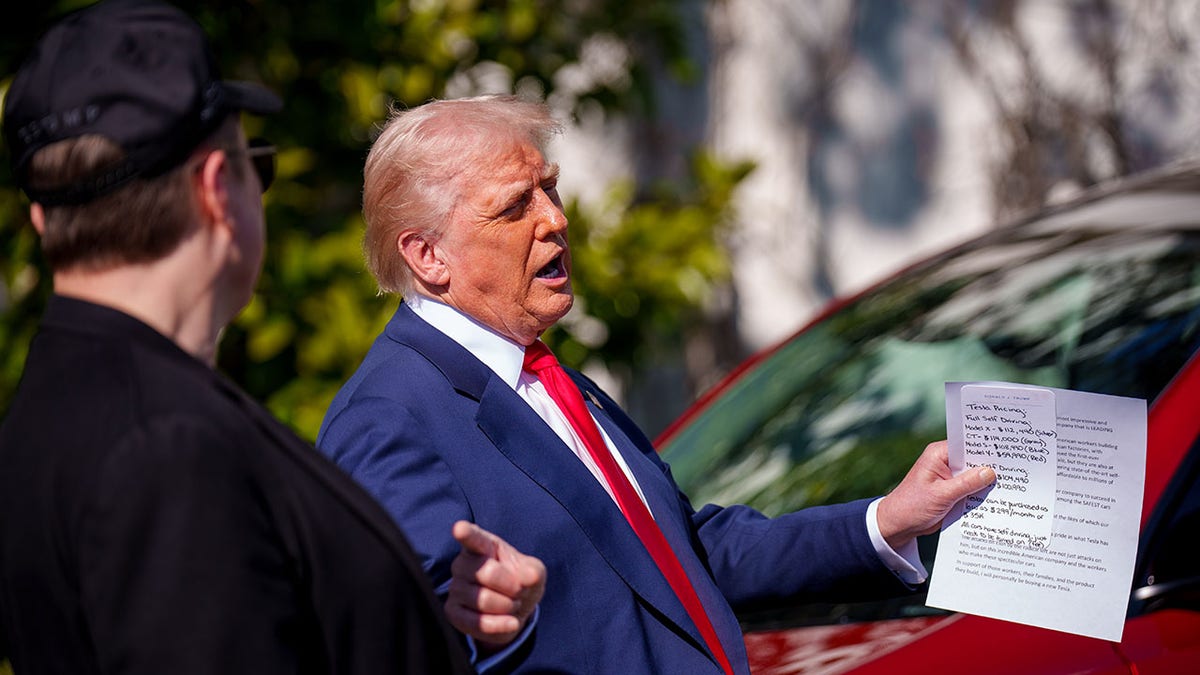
left=659, top=224, right=1200, bottom=627
left=1136, top=437, right=1200, bottom=614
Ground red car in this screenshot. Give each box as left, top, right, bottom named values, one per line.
left=655, top=160, right=1200, bottom=674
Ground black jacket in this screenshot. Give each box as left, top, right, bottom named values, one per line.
left=0, top=295, right=472, bottom=674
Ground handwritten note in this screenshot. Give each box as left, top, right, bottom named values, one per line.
left=927, top=381, right=1146, bottom=642
left=959, top=385, right=1057, bottom=549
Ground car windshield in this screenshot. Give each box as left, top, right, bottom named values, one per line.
left=658, top=193, right=1200, bottom=626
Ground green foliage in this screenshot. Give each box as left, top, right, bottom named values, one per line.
left=0, top=0, right=745, bottom=442
left=548, top=151, right=753, bottom=372
left=0, top=185, right=47, bottom=412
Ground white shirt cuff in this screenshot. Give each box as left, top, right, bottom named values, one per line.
left=866, top=497, right=928, bottom=584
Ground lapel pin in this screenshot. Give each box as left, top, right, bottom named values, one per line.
left=585, top=390, right=604, bottom=410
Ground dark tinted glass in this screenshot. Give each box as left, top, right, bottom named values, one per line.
left=660, top=195, right=1200, bottom=628
left=1137, top=437, right=1200, bottom=613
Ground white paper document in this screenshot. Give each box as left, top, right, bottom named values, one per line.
left=926, top=381, right=1147, bottom=641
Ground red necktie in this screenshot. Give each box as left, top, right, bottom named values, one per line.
left=523, top=340, right=734, bottom=675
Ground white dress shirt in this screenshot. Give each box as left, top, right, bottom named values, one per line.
left=408, top=294, right=653, bottom=512
left=407, top=294, right=926, bottom=583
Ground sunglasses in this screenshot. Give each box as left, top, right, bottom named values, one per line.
left=242, top=138, right=277, bottom=191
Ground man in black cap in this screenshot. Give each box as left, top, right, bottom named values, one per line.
left=0, top=1, right=534, bottom=672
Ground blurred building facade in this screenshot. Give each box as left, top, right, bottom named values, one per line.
left=552, top=0, right=1200, bottom=434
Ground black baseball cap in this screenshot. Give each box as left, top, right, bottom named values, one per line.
left=2, top=0, right=282, bottom=206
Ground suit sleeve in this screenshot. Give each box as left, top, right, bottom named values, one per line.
left=575, top=373, right=910, bottom=611
left=318, top=395, right=470, bottom=594
left=77, top=416, right=304, bottom=674
left=687, top=496, right=910, bottom=607
left=318, top=394, right=540, bottom=673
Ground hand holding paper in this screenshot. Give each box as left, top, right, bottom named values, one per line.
left=927, top=382, right=1147, bottom=642
left=877, top=441, right=997, bottom=550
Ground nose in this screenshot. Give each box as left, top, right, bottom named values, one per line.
left=534, top=189, right=568, bottom=239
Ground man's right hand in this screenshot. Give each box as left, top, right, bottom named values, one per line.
left=445, top=520, right=546, bottom=649
left=876, top=440, right=996, bottom=551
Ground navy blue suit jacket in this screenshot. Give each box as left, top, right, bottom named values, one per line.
left=318, top=303, right=907, bottom=674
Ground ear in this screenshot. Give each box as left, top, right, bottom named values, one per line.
left=29, top=203, right=46, bottom=236
left=194, top=149, right=233, bottom=237
left=398, top=230, right=450, bottom=287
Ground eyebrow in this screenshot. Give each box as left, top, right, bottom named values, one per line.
left=493, top=162, right=560, bottom=206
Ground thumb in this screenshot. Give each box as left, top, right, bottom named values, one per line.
left=947, top=466, right=996, bottom=501
left=515, top=549, right=547, bottom=588
left=453, top=520, right=500, bottom=559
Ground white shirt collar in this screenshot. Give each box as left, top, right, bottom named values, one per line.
left=406, top=293, right=526, bottom=390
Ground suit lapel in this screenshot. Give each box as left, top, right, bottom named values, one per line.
left=475, top=384, right=715, bottom=656
left=387, top=304, right=713, bottom=657
left=581, top=376, right=746, bottom=670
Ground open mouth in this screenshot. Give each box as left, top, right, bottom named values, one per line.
left=535, top=253, right=567, bottom=280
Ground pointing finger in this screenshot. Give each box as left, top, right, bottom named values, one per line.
left=453, top=520, right=499, bottom=559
